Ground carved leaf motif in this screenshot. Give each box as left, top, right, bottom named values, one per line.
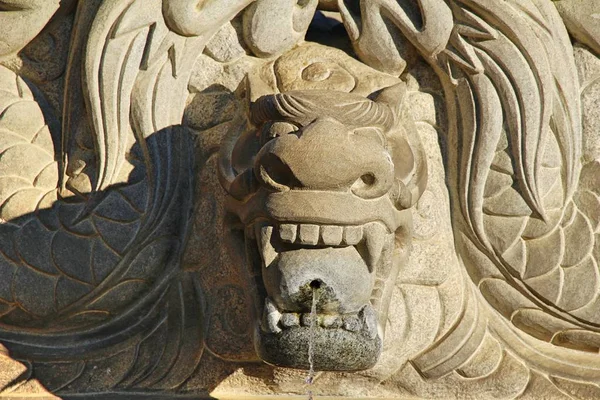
left=67, top=0, right=258, bottom=192
left=0, top=0, right=60, bottom=59
left=451, top=0, right=578, bottom=229
left=394, top=345, right=530, bottom=399
left=427, top=0, right=600, bottom=358
left=346, top=5, right=588, bottom=359
left=338, top=0, right=454, bottom=75
left=343, top=0, right=600, bottom=379
left=81, top=0, right=161, bottom=191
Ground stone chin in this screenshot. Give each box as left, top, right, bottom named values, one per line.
left=249, top=218, right=398, bottom=371
left=219, top=84, right=425, bottom=371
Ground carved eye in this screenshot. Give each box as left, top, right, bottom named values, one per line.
left=260, top=122, right=299, bottom=145
left=302, top=62, right=332, bottom=82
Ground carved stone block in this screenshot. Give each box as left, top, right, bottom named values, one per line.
left=0, top=0, right=600, bottom=398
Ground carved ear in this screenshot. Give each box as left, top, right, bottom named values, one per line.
left=234, top=76, right=252, bottom=116
left=219, top=77, right=272, bottom=200
left=398, top=129, right=428, bottom=209
left=375, top=83, right=427, bottom=209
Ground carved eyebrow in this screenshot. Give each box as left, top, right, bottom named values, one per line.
left=250, top=90, right=396, bottom=131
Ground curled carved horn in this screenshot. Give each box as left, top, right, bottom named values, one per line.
left=218, top=77, right=256, bottom=199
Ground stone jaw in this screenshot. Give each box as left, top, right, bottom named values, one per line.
left=256, top=301, right=383, bottom=371
left=247, top=219, right=396, bottom=370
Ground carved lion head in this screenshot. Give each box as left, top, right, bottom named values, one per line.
left=217, top=48, right=427, bottom=370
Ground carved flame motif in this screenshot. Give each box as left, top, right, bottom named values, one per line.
left=338, top=0, right=600, bottom=384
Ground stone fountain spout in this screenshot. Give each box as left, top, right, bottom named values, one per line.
left=219, top=80, right=427, bottom=370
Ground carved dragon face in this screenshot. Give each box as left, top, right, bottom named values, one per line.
left=219, top=81, right=426, bottom=371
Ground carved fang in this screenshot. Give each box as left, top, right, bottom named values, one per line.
left=263, top=297, right=282, bottom=333
left=256, top=224, right=277, bottom=268
left=362, top=222, right=387, bottom=271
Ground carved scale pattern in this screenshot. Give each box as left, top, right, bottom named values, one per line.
left=0, top=0, right=600, bottom=397
left=0, top=0, right=206, bottom=391
left=334, top=0, right=600, bottom=392
left=440, top=0, right=600, bottom=355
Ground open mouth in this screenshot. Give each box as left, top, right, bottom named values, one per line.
left=244, top=219, right=397, bottom=370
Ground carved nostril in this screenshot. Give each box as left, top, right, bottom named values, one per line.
left=352, top=172, right=388, bottom=199
left=260, top=122, right=299, bottom=146
left=257, top=153, right=301, bottom=191
left=360, top=173, right=376, bottom=186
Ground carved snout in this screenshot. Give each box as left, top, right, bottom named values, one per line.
left=254, top=118, right=395, bottom=199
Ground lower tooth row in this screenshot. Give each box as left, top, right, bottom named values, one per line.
left=278, top=312, right=360, bottom=331
left=262, top=299, right=378, bottom=338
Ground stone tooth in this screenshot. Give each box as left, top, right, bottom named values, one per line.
left=280, top=313, right=300, bottom=328
left=342, top=315, right=361, bottom=332
left=363, top=222, right=386, bottom=270
left=370, top=286, right=384, bottom=310
left=321, top=314, right=342, bottom=329
left=301, top=313, right=319, bottom=327
left=358, top=306, right=378, bottom=339
left=298, top=224, right=320, bottom=245
left=256, top=224, right=277, bottom=268
left=279, top=224, right=297, bottom=243
left=263, top=298, right=281, bottom=333
left=321, top=225, right=343, bottom=245
left=343, top=225, right=363, bottom=245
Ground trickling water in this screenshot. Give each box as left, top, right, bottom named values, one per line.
left=305, top=287, right=319, bottom=399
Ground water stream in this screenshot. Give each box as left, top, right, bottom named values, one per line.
left=305, top=287, right=319, bottom=399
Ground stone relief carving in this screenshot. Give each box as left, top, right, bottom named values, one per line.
left=0, top=0, right=599, bottom=398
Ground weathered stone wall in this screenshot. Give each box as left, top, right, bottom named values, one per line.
left=0, top=1, right=599, bottom=398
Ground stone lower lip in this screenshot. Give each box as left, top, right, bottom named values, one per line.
left=256, top=302, right=381, bottom=371
left=255, top=323, right=382, bottom=371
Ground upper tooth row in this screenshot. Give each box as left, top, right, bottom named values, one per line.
left=279, top=224, right=365, bottom=246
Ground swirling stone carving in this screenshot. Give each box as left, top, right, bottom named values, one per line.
left=1, top=0, right=600, bottom=399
